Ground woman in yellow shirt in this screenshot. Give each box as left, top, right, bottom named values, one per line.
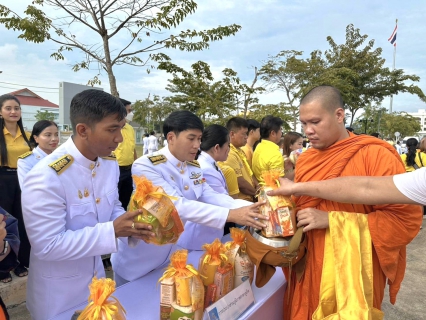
left=0, top=94, right=32, bottom=282
left=400, top=138, right=426, bottom=172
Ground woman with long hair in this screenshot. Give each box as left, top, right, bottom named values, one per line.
left=401, top=138, right=426, bottom=172
left=0, top=94, right=32, bottom=282
left=17, top=120, right=59, bottom=186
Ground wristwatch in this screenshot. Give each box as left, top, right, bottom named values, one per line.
left=0, top=241, right=8, bottom=256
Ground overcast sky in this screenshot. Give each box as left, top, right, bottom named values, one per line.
left=1, top=0, right=425, bottom=117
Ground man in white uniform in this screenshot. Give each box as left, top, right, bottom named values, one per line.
left=21, top=90, right=155, bottom=320
left=147, top=130, right=158, bottom=155
left=112, top=111, right=266, bottom=286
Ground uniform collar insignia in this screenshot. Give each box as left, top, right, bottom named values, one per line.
left=190, top=171, right=202, bottom=179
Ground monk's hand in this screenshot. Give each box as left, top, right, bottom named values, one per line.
left=113, top=209, right=155, bottom=242
left=266, top=178, right=295, bottom=197
left=296, top=208, right=329, bottom=232
left=227, top=202, right=267, bottom=229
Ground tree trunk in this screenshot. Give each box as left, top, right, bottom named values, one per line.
left=102, top=35, right=119, bottom=97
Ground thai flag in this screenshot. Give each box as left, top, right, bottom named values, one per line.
left=388, top=25, right=397, bottom=46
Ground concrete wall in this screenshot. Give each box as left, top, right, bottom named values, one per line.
left=59, top=82, right=103, bottom=130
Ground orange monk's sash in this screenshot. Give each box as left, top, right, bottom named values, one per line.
left=294, top=132, right=402, bottom=209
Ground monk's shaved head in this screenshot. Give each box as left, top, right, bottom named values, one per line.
left=300, top=85, right=344, bottom=112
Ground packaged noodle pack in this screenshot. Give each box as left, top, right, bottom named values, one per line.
left=259, top=170, right=297, bottom=238
left=225, top=228, right=254, bottom=288
left=129, top=176, right=184, bottom=245
left=159, top=250, right=204, bottom=320
left=77, top=277, right=126, bottom=320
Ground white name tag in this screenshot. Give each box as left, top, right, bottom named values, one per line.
left=204, top=280, right=255, bottom=320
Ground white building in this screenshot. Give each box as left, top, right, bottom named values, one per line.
left=407, top=109, right=426, bottom=137
left=9, top=88, right=59, bottom=131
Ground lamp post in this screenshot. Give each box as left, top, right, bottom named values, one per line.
left=358, top=118, right=374, bottom=134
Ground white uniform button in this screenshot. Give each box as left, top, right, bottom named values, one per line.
left=90, top=163, right=95, bottom=170
left=184, top=185, right=189, bottom=190
left=95, top=198, right=100, bottom=204
left=92, top=171, right=96, bottom=178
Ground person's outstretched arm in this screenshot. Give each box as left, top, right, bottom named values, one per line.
left=268, top=174, right=420, bottom=205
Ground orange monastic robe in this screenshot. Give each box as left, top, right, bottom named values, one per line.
left=283, top=133, right=422, bottom=320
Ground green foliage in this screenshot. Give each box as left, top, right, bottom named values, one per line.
left=160, top=60, right=264, bottom=123
left=34, top=110, right=55, bottom=121
left=248, top=103, right=292, bottom=131
left=379, top=112, right=421, bottom=139
left=133, top=95, right=177, bottom=133
left=259, top=50, right=305, bottom=129
left=352, top=104, right=387, bottom=134
left=297, top=24, right=426, bottom=125
left=0, top=1, right=241, bottom=96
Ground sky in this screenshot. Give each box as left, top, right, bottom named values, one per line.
left=0, top=0, right=425, bottom=119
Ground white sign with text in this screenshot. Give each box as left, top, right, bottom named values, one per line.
left=204, top=280, right=255, bottom=320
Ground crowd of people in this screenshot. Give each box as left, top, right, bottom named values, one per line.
left=0, top=85, right=424, bottom=319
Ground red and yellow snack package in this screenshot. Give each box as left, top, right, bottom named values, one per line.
left=198, top=239, right=228, bottom=287
left=225, top=228, right=254, bottom=287
left=129, top=176, right=184, bottom=245
left=259, top=170, right=297, bottom=238
left=77, top=277, right=125, bottom=320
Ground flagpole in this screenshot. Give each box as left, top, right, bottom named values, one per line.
left=389, top=19, right=398, bottom=113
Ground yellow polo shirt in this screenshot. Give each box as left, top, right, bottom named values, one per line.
left=252, top=139, right=284, bottom=185
left=217, top=163, right=239, bottom=196
left=113, top=123, right=136, bottom=166
left=2, top=127, right=31, bottom=168
left=241, top=144, right=254, bottom=169
left=223, top=144, right=254, bottom=201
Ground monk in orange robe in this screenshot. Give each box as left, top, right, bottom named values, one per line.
left=280, top=86, right=422, bottom=320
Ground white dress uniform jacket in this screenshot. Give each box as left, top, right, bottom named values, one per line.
left=17, top=146, right=48, bottom=186
left=21, top=137, right=125, bottom=320
left=111, top=147, right=250, bottom=282
left=197, top=151, right=228, bottom=194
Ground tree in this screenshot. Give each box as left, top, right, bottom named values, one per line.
left=259, top=50, right=306, bottom=129
left=159, top=60, right=264, bottom=123
left=248, top=103, right=293, bottom=131
left=133, top=95, right=176, bottom=134
left=0, top=1, right=241, bottom=96
left=352, top=104, right=387, bottom=134
left=35, top=110, right=55, bottom=121
left=296, top=24, right=426, bottom=125
left=379, top=112, right=421, bottom=139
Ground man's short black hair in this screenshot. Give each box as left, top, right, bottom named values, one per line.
left=247, top=119, right=260, bottom=132
left=226, top=117, right=248, bottom=132
left=70, top=89, right=127, bottom=133
left=260, top=115, right=283, bottom=139
left=163, top=110, right=204, bottom=138
left=119, top=98, right=131, bottom=106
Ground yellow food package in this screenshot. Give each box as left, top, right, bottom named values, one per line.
left=225, top=228, right=254, bottom=287
left=198, top=239, right=228, bottom=287
left=77, top=277, right=125, bottom=320
left=259, top=170, right=297, bottom=238
left=159, top=250, right=204, bottom=318
left=129, top=176, right=184, bottom=245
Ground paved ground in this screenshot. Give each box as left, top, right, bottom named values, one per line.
left=4, top=220, right=425, bottom=319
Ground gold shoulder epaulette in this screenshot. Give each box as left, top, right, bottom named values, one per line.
left=102, top=154, right=117, bottom=161
left=187, top=160, right=200, bottom=168
left=18, top=151, right=33, bottom=159
left=48, top=155, right=73, bottom=175
left=148, top=155, right=167, bottom=165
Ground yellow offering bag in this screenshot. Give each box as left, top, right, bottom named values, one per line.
left=129, top=176, right=184, bottom=245
left=259, top=170, right=297, bottom=238
left=198, top=239, right=228, bottom=287
left=159, top=250, right=204, bottom=319
left=224, top=228, right=254, bottom=287
left=77, top=277, right=126, bottom=320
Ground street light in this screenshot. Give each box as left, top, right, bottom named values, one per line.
left=358, top=118, right=374, bottom=134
